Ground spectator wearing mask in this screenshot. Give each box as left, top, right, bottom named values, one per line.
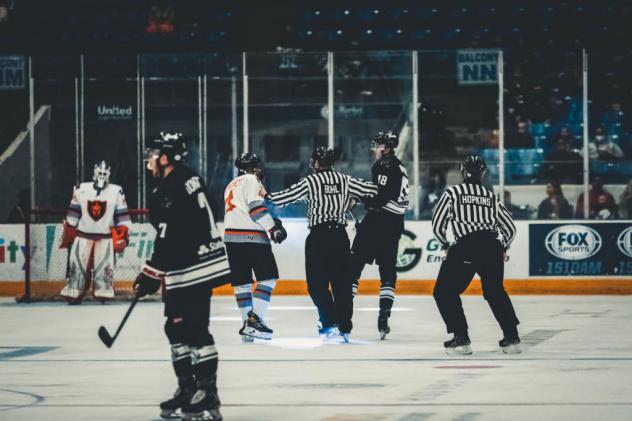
left=542, top=137, right=582, bottom=184
left=575, top=176, right=619, bottom=220
left=537, top=180, right=573, bottom=220
left=619, top=179, right=632, bottom=219
left=589, top=126, right=624, bottom=160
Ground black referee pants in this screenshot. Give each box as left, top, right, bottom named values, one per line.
left=433, top=231, right=520, bottom=337
left=305, top=224, right=353, bottom=333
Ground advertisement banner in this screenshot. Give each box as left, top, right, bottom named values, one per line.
left=456, top=49, right=499, bottom=86
left=0, top=55, right=25, bottom=90
left=529, top=222, right=632, bottom=276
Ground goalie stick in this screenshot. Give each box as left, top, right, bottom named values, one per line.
left=98, top=294, right=140, bottom=348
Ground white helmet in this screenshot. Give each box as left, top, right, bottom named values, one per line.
left=93, top=160, right=111, bottom=189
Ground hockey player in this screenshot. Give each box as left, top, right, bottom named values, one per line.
left=224, top=153, right=286, bottom=342
left=431, top=154, right=520, bottom=355
left=134, top=132, right=230, bottom=421
left=59, top=161, right=131, bottom=304
left=350, top=131, right=409, bottom=339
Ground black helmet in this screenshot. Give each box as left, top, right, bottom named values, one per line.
left=147, top=132, right=188, bottom=163
left=372, top=131, right=399, bottom=149
left=460, top=154, right=487, bottom=181
left=311, top=146, right=336, bottom=168
left=235, top=152, right=265, bottom=177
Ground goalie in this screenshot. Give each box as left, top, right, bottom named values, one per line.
left=59, top=161, right=131, bottom=304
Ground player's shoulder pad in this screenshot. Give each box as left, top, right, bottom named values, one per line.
left=78, top=181, right=92, bottom=190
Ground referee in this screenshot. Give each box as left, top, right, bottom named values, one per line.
left=431, top=154, right=521, bottom=355
left=268, top=147, right=377, bottom=342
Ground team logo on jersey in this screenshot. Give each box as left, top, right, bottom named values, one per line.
left=88, top=200, right=107, bottom=221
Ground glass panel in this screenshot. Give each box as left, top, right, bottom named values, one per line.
left=418, top=50, right=500, bottom=220
left=84, top=55, right=139, bottom=208
left=30, top=55, right=80, bottom=210
left=205, top=53, right=242, bottom=221
left=588, top=50, right=632, bottom=220
left=333, top=51, right=414, bottom=218
left=504, top=50, right=583, bottom=220
left=247, top=52, right=328, bottom=218
left=0, top=54, right=31, bottom=219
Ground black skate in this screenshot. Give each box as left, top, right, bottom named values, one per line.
left=159, top=378, right=195, bottom=419
left=238, top=320, right=254, bottom=343
left=499, top=336, right=521, bottom=354
left=241, top=311, right=273, bottom=340
left=378, top=310, right=391, bottom=340
left=444, top=334, right=472, bottom=355
left=181, top=389, right=222, bottom=421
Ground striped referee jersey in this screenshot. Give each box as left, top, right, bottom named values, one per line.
left=268, top=169, right=377, bottom=227
left=431, top=182, right=516, bottom=249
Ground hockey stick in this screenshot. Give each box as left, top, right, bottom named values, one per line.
left=98, top=294, right=140, bottom=348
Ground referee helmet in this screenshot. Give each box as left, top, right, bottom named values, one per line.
left=311, top=146, right=336, bottom=169
left=460, top=154, right=487, bottom=181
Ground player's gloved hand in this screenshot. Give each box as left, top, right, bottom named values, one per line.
left=133, top=262, right=164, bottom=298
left=269, top=218, right=287, bottom=244
left=59, top=221, right=77, bottom=249
left=111, top=225, right=130, bottom=253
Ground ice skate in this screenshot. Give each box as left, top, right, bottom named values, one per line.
left=238, top=320, right=255, bottom=342
left=378, top=309, right=391, bottom=340
left=159, top=378, right=195, bottom=419
left=181, top=389, right=222, bottom=421
left=444, top=334, right=472, bottom=355
left=240, top=311, right=273, bottom=340
left=341, top=332, right=350, bottom=343
left=319, top=325, right=341, bottom=342
left=499, top=336, right=521, bottom=354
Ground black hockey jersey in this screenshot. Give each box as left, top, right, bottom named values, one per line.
left=147, top=165, right=230, bottom=290
left=364, top=154, right=409, bottom=216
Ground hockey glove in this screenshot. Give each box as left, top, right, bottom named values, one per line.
left=111, top=225, right=130, bottom=253
left=59, top=221, right=77, bottom=249
left=269, top=218, right=287, bottom=244
left=133, top=262, right=164, bottom=298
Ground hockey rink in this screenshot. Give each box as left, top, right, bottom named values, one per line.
left=1, top=295, right=632, bottom=421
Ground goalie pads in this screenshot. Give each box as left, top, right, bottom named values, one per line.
left=111, top=225, right=130, bottom=253
left=59, top=221, right=78, bottom=249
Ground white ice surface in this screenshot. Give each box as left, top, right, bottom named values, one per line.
left=1, top=295, right=632, bottom=421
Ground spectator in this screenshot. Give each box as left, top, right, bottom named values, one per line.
left=601, top=99, right=626, bottom=140
left=502, top=190, right=533, bottom=219
left=589, top=126, right=624, bottom=160
left=146, top=2, right=175, bottom=34
left=619, top=179, right=632, bottom=219
left=575, top=176, right=619, bottom=219
left=420, top=168, right=447, bottom=219
left=506, top=120, right=535, bottom=148
left=537, top=180, right=573, bottom=220
left=7, top=189, right=30, bottom=223
left=542, top=136, right=583, bottom=183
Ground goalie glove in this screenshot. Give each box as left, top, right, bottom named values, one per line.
left=269, top=218, right=287, bottom=244
left=59, top=221, right=77, bottom=249
left=111, top=225, right=130, bottom=253
left=133, top=262, right=164, bottom=298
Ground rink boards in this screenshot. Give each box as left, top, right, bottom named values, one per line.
left=0, top=220, right=631, bottom=295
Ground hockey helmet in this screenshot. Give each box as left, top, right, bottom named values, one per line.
left=93, top=160, right=111, bottom=189
left=147, top=132, right=188, bottom=164
left=235, top=152, right=265, bottom=177
left=371, top=131, right=399, bottom=150
left=460, top=154, right=487, bottom=181
left=310, top=146, right=336, bottom=169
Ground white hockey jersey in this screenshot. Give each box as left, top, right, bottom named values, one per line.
left=66, top=182, right=131, bottom=238
left=223, top=174, right=275, bottom=244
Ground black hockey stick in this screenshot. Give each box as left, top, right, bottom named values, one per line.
left=98, top=294, right=140, bottom=348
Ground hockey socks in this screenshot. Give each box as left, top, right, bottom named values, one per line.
left=233, top=284, right=253, bottom=321
left=252, top=279, right=276, bottom=321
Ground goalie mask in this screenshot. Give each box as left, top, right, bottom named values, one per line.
left=93, top=161, right=111, bottom=190
left=235, top=152, right=265, bottom=179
